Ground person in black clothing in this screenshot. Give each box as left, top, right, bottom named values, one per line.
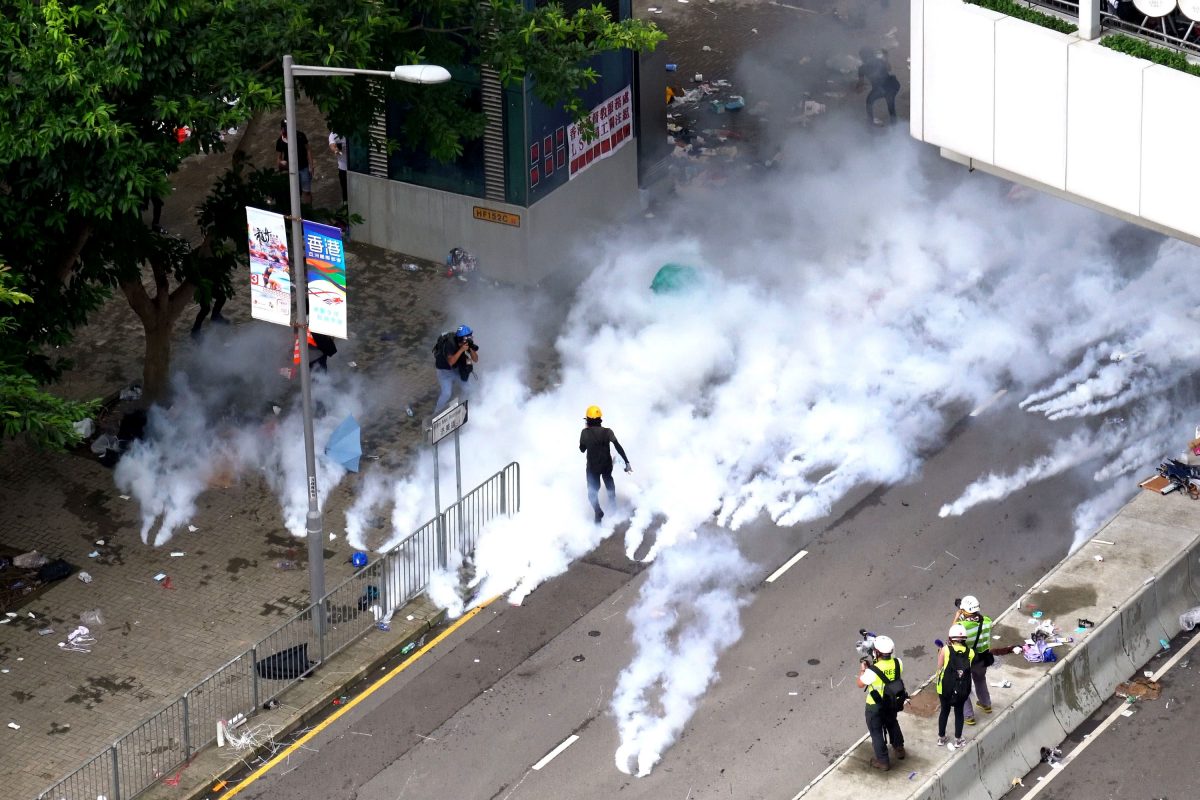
left=309, top=331, right=337, bottom=371
left=857, top=48, right=901, bottom=125
left=579, top=405, right=631, bottom=524
left=433, top=325, right=479, bottom=411
left=276, top=120, right=315, bottom=204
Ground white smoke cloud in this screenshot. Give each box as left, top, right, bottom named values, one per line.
left=111, top=110, right=1200, bottom=777
left=612, top=533, right=755, bottom=777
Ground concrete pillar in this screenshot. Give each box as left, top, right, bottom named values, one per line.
left=1078, top=0, right=1102, bottom=39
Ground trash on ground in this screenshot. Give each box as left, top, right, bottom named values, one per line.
left=401, top=262, right=420, bottom=272
left=1159, top=638, right=1171, bottom=650
left=77, top=572, right=93, bottom=584
left=119, top=384, right=143, bottom=401
left=170, top=552, right=186, bottom=558
left=153, top=573, right=167, bottom=582
left=7, top=722, right=19, bottom=730
left=72, top=418, right=95, bottom=438
left=37, top=628, right=55, bottom=636
left=1180, top=607, right=1200, bottom=631
left=187, top=525, right=199, bottom=532
left=80, top=609, right=103, bottom=625
left=12, top=551, right=46, bottom=569
left=1039, top=746, right=1063, bottom=764
left=1116, top=677, right=1161, bottom=701
left=88, top=551, right=99, bottom=558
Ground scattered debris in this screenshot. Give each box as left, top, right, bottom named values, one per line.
left=119, top=384, right=143, bottom=401
left=72, top=418, right=95, bottom=438
left=187, top=525, right=199, bottom=532
left=78, top=571, right=93, bottom=584
left=153, top=573, right=167, bottom=582
left=1115, top=677, right=1161, bottom=701
left=1039, top=746, right=1063, bottom=765
left=7, top=722, right=19, bottom=730
left=12, top=551, right=46, bottom=569
left=170, top=552, right=186, bottom=558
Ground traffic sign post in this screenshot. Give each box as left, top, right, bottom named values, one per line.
left=428, top=401, right=468, bottom=568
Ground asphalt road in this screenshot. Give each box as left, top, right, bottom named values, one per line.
left=229, top=400, right=1092, bottom=800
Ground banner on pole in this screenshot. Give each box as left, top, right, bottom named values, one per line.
left=246, top=207, right=292, bottom=327
left=567, top=85, right=633, bottom=180
left=302, top=221, right=347, bottom=339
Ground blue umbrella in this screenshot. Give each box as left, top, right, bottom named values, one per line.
left=325, top=415, right=362, bottom=472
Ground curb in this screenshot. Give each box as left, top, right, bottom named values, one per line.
left=142, top=605, right=447, bottom=800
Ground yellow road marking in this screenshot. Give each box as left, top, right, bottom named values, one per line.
left=224, top=599, right=495, bottom=797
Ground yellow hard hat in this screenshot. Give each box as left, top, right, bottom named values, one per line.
left=585, top=405, right=603, bottom=420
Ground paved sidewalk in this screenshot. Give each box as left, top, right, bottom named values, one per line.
left=0, top=99, right=504, bottom=800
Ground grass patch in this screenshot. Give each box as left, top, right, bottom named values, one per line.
left=1101, top=34, right=1200, bottom=77
left=965, top=0, right=1078, bottom=33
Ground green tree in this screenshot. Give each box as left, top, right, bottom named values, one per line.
left=0, top=1, right=663, bottom=401
left=0, top=265, right=98, bottom=449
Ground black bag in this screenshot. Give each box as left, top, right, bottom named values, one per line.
left=944, top=645, right=973, bottom=703
left=885, top=74, right=901, bottom=93
left=37, top=559, right=74, bottom=583
left=868, top=663, right=909, bottom=714
left=255, top=643, right=313, bottom=680
left=433, top=332, right=455, bottom=357
left=972, top=620, right=996, bottom=668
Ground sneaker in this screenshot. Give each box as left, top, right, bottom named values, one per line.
left=869, top=758, right=890, bottom=771
left=954, top=737, right=967, bottom=749
left=893, top=746, right=906, bottom=761
left=965, top=716, right=977, bottom=726
left=937, top=736, right=947, bottom=747
left=978, top=703, right=993, bottom=713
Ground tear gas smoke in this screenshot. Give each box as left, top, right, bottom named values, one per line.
left=115, top=326, right=364, bottom=545
left=612, top=533, right=754, bottom=777
left=117, top=115, right=1200, bottom=776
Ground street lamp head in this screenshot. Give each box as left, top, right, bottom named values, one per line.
left=391, top=64, right=452, bottom=84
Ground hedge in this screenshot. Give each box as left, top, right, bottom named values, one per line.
left=1101, top=34, right=1200, bottom=78
left=965, top=0, right=1078, bottom=33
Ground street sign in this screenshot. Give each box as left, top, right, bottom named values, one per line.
left=427, top=400, right=468, bottom=445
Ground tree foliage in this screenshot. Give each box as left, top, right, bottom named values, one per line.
left=0, top=265, right=98, bottom=450
left=0, top=0, right=663, bottom=399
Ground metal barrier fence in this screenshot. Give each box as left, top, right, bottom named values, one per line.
left=36, top=461, right=520, bottom=800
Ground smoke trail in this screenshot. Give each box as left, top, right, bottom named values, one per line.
left=612, top=533, right=754, bottom=777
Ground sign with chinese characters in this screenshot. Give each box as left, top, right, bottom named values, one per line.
left=427, top=399, right=468, bottom=445
left=246, top=206, right=292, bottom=327
left=302, top=221, right=347, bottom=339
left=472, top=206, right=521, bottom=227
left=567, top=85, right=633, bottom=180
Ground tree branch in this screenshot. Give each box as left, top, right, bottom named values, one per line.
left=54, top=220, right=94, bottom=285
left=120, top=277, right=154, bottom=325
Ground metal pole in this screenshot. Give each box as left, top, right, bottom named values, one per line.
left=434, top=440, right=445, bottom=568
left=454, top=427, right=463, bottom=503
left=283, top=55, right=326, bottom=633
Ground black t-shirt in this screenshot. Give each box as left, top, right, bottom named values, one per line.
left=434, top=334, right=461, bottom=370
left=579, top=425, right=629, bottom=474
left=276, top=131, right=310, bottom=170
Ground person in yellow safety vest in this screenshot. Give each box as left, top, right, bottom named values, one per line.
left=936, top=624, right=975, bottom=750
left=856, top=634, right=905, bottom=771
left=954, top=594, right=994, bottom=724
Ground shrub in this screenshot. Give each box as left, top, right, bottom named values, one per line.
left=965, top=0, right=1078, bottom=34
left=1100, top=34, right=1200, bottom=78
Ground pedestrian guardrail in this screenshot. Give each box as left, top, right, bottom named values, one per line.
left=36, top=461, right=520, bottom=800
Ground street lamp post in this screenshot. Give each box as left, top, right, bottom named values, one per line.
left=281, top=55, right=451, bottom=625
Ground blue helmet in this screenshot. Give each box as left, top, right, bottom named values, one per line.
left=351, top=552, right=369, bottom=568
left=456, top=325, right=473, bottom=338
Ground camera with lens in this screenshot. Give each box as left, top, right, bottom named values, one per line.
left=466, top=337, right=479, bottom=352
left=856, top=628, right=877, bottom=665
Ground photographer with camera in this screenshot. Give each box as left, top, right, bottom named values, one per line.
left=433, top=324, right=479, bottom=412
left=953, top=595, right=994, bottom=725
left=856, top=634, right=907, bottom=771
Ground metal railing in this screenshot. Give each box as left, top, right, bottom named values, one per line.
left=36, top=461, right=520, bottom=800
left=1019, top=0, right=1200, bottom=55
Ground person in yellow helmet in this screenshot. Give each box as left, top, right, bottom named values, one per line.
left=579, top=405, right=631, bottom=524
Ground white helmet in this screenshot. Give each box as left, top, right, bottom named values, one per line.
left=949, top=623, right=968, bottom=640
left=874, top=635, right=895, bottom=655
left=960, top=595, right=981, bottom=614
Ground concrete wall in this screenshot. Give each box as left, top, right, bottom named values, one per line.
left=348, top=143, right=638, bottom=286
left=912, top=0, right=1200, bottom=244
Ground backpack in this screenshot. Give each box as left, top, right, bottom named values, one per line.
left=943, top=645, right=973, bottom=703
left=868, top=662, right=909, bottom=713
left=433, top=332, right=455, bottom=357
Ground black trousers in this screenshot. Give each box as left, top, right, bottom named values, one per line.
left=938, top=693, right=967, bottom=738
left=865, top=705, right=903, bottom=763
left=192, top=296, right=227, bottom=333
left=867, top=86, right=898, bottom=121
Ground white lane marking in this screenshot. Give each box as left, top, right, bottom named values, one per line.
left=1022, top=631, right=1200, bottom=798
left=532, top=734, right=580, bottom=771
left=765, top=550, right=808, bottom=583
left=969, top=388, right=1008, bottom=417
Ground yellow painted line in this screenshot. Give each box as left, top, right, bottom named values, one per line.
left=223, top=599, right=495, bottom=798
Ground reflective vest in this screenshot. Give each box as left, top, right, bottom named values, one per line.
left=864, top=656, right=902, bottom=706
left=960, top=614, right=993, bottom=653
